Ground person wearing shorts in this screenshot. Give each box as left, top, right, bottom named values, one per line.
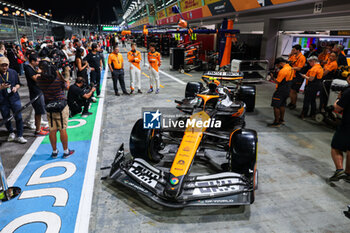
left=46, top=105, right=69, bottom=131
left=287, top=44, right=306, bottom=110
left=24, top=54, right=49, bottom=136
left=269, top=57, right=294, bottom=127
left=37, top=61, right=74, bottom=159
left=329, top=77, right=350, bottom=182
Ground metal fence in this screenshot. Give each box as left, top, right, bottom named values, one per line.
left=0, top=15, right=91, bottom=43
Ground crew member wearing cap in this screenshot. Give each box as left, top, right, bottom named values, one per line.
left=287, top=44, right=306, bottom=110
left=269, top=57, right=294, bottom=127
left=320, top=52, right=338, bottom=112
left=0, top=57, right=27, bottom=143
left=300, top=56, right=324, bottom=119
left=86, top=43, right=103, bottom=97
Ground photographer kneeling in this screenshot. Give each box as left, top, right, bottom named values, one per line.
left=68, top=77, right=95, bottom=117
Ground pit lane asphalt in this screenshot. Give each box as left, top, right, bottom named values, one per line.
left=89, top=45, right=350, bottom=232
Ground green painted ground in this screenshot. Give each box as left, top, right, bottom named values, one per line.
left=41, top=93, right=101, bottom=144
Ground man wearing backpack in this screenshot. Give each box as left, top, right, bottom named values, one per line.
left=36, top=60, right=75, bottom=158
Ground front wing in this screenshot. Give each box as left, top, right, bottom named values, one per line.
left=109, top=145, right=255, bottom=208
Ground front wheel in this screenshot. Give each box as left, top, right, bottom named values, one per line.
left=228, top=129, right=257, bottom=176
left=129, top=119, right=163, bottom=163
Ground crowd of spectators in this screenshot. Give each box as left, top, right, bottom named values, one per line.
left=0, top=33, right=109, bottom=159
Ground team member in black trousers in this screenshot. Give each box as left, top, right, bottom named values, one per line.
left=108, top=46, right=129, bottom=96
left=300, top=56, right=324, bottom=119
left=86, top=43, right=103, bottom=97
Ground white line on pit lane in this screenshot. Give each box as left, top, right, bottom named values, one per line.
left=145, top=64, right=186, bottom=85
left=74, top=56, right=109, bottom=233
left=7, top=137, right=45, bottom=186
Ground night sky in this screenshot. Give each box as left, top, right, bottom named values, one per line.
left=4, top=0, right=123, bottom=24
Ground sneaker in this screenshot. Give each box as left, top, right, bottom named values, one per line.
left=138, top=90, right=142, bottom=94
left=16, top=137, right=27, bottom=144
left=41, top=121, right=49, bottom=128
left=342, top=173, right=350, bottom=183
left=41, top=126, right=49, bottom=131
left=25, top=123, right=36, bottom=130
left=115, top=93, right=120, bottom=96
left=289, top=104, right=296, bottom=110
left=279, top=119, right=285, bottom=125
left=155, top=89, right=159, bottom=94
left=123, top=92, right=130, bottom=95
left=82, top=112, right=93, bottom=117
left=267, top=122, right=281, bottom=127
left=130, top=89, right=134, bottom=94
left=51, top=150, right=59, bottom=158
left=35, top=130, right=49, bottom=136
left=147, top=88, right=153, bottom=93
left=91, top=97, right=97, bottom=103
left=329, top=170, right=345, bottom=182
left=7, top=132, right=15, bottom=142
left=63, top=149, right=75, bottom=159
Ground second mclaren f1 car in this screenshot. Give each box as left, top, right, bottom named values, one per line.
left=108, top=71, right=258, bottom=208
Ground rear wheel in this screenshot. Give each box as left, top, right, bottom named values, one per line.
left=129, top=119, right=163, bottom=163
left=185, top=81, right=204, bottom=98
left=238, top=86, right=256, bottom=112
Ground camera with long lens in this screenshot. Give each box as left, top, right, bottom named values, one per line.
left=82, top=83, right=96, bottom=95
left=38, top=60, right=57, bottom=81
left=38, top=43, right=68, bottom=71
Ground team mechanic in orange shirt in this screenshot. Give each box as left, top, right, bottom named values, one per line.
left=268, top=57, right=294, bottom=127
left=300, top=56, right=324, bottom=119
left=287, top=44, right=306, bottom=110
left=108, top=46, right=129, bottom=96
left=319, top=52, right=339, bottom=112
left=127, top=43, right=142, bottom=94
left=147, top=43, right=161, bottom=94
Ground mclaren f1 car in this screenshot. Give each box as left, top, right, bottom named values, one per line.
left=108, top=71, right=258, bottom=208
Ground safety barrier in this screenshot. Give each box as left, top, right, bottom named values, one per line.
left=0, top=156, right=21, bottom=203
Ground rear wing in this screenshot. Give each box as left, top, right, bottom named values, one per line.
left=202, top=71, right=244, bottom=85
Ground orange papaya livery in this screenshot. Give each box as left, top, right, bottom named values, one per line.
left=165, top=111, right=210, bottom=198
